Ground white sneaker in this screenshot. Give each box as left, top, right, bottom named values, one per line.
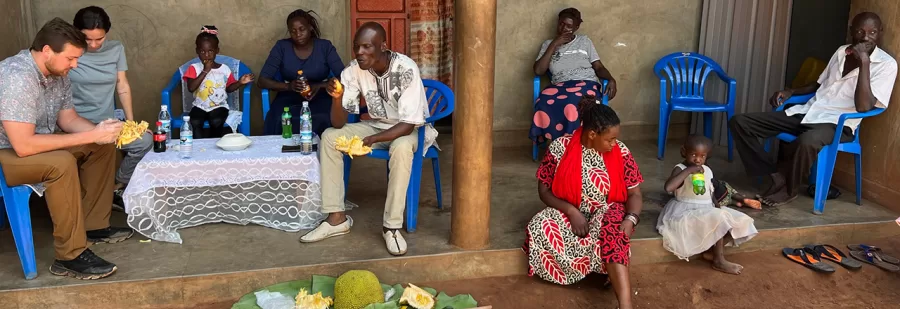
left=300, top=216, right=353, bottom=243
left=383, top=230, right=408, bottom=256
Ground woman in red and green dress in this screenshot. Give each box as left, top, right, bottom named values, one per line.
left=524, top=95, right=643, bottom=309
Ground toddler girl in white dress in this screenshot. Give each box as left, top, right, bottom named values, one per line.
left=657, top=135, right=758, bottom=275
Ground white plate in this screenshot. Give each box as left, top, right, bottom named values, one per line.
left=216, top=139, right=252, bottom=151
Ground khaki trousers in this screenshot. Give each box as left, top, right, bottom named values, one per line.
left=320, top=122, right=418, bottom=229
left=0, top=143, right=115, bottom=260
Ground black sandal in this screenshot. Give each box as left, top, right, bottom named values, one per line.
left=782, top=248, right=835, bottom=273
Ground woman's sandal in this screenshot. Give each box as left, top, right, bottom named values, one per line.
left=803, top=244, right=862, bottom=270
left=848, top=246, right=900, bottom=272
left=847, top=244, right=900, bottom=265
left=733, top=195, right=762, bottom=210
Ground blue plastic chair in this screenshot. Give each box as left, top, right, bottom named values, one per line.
left=762, top=93, right=883, bottom=214
left=531, top=75, right=608, bottom=161
left=654, top=52, right=736, bottom=161
left=161, top=55, right=253, bottom=136
left=343, top=79, right=454, bottom=232
left=0, top=165, right=37, bottom=279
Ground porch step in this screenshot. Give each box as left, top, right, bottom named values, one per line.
left=1, top=220, right=896, bottom=309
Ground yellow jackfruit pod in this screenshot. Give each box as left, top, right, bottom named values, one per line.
left=399, top=283, right=434, bottom=309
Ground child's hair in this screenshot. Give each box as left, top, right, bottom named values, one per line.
left=578, top=94, right=620, bottom=134
left=286, top=9, right=321, bottom=39
left=683, top=135, right=713, bottom=152
left=196, top=25, right=219, bottom=47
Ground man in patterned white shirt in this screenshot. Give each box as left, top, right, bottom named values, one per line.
left=300, top=22, right=436, bottom=256
left=730, top=12, right=897, bottom=205
left=0, top=18, right=130, bottom=279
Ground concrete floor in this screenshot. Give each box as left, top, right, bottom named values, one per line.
left=0, top=136, right=896, bottom=291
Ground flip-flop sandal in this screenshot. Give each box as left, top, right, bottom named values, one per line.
left=849, top=248, right=900, bottom=272
left=782, top=248, right=835, bottom=273
left=847, top=244, right=900, bottom=264
left=803, top=244, right=862, bottom=270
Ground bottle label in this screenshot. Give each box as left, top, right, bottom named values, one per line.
left=154, top=133, right=167, bottom=142
left=181, top=134, right=193, bottom=146
left=160, top=120, right=171, bottom=132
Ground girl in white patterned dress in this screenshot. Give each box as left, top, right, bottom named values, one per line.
left=657, top=135, right=758, bottom=275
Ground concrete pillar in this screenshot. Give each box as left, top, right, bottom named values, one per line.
left=450, top=0, right=496, bottom=250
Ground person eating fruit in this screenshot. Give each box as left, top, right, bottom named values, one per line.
left=69, top=6, right=152, bottom=211
left=300, top=22, right=437, bottom=256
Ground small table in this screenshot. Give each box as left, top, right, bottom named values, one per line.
left=124, top=136, right=323, bottom=243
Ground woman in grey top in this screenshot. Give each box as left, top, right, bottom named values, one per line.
left=70, top=6, right=151, bottom=210
left=531, top=8, right=619, bottom=144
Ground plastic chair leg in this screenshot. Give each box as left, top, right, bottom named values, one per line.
left=657, top=109, right=671, bottom=160
left=342, top=156, right=352, bottom=200
left=0, top=204, right=6, bottom=231
left=405, top=159, right=423, bottom=233
left=855, top=153, right=862, bottom=205
left=812, top=148, right=838, bottom=215
left=6, top=187, right=37, bottom=280
left=703, top=112, right=713, bottom=139
left=532, top=141, right=538, bottom=162
left=432, top=157, right=443, bottom=209
left=726, top=110, right=735, bottom=162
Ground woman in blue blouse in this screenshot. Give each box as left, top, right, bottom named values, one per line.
left=258, top=9, right=344, bottom=136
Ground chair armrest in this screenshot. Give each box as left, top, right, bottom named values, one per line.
left=829, top=107, right=885, bottom=146
left=775, top=93, right=815, bottom=112
left=261, top=89, right=270, bottom=119
left=533, top=75, right=541, bottom=104
left=599, top=79, right=609, bottom=105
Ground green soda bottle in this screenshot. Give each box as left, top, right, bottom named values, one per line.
left=281, top=107, right=293, bottom=145
left=691, top=172, right=706, bottom=195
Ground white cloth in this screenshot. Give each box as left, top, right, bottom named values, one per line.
left=123, top=136, right=325, bottom=243
left=340, top=51, right=438, bottom=154
left=786, top=45, right=898, bottom=132
left=656, top=164, right=758, bottom=261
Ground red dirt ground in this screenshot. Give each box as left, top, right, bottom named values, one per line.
left=207, top=237, right=900, bottom=309
left=421, top=237, right=900, bottom=309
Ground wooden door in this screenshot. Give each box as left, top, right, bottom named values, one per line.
left=350, top=0, right=409, bottom=55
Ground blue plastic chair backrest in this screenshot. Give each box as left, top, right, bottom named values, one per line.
left=348, top=79, right=453, bottom=124
left=654, top=52, right=727, bottom=101
left=177, top=55, right=243, bottom=113
left=422, top=79, right=454, bottom=123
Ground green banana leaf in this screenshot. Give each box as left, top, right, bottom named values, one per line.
left=231, top=279, right=311, bottom=309
left=232, top=276, right=477, bottom=309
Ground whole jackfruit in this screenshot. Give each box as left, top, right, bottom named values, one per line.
left=333, top=270, right=384, bottom=309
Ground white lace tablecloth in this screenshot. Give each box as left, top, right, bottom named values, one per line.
left=124, top=136, right=323, bottom=243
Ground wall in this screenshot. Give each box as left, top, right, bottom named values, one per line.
left=0, top=0, right=32, bottom=59
left=493, top=0, right=703, bottom=143
left=831, top=1, right=900, bottom=212
left=30, top=0, right=349, bottom=135
left=784, top=0, right=850, bottom=88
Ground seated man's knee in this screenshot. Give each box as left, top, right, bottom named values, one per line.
left=47, top=152, right=78, bottom=179
left=321, top=127, right=342, bottom=143
left=388, top=138, right=416, bottom=158
left=728, top=114, right=746, bottom=130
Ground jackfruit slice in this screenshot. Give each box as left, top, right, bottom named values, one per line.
left=294, top=288, right=333, bottom=309
left=399, top=283, right=435, bottom=309
left=334, top=135, right=372, bottom=158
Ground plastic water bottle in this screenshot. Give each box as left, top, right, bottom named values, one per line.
left=281, top=107, right=293, bottom=146
left=158, top=105, right=172, bottom=143
left=299, top=101, right=313, bottom=154
left=180, top=116, right=193, bottom=159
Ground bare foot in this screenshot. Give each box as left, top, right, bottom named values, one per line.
left=712, top=259, right=743, bottom=275
left=764, top=187, right=798, bottom=206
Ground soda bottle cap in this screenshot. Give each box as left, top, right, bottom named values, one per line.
left=183, top=116, right=190, bottom=121
left=161, top=105, right=168, bottom=111
left=284, top=107, right=290, bottom=111
left=302, top=101, right=309, bottom=106
left=156, top=121, right=162, bottom=126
